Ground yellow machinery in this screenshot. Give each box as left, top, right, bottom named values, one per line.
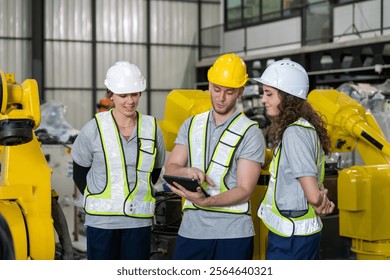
left=160, top=88, right=390, bottom=260
left=159, top=89, right=212, bottom=152
left=0, top=70, right=55, bottom=259
left=309, top=89, right=390, bottom=260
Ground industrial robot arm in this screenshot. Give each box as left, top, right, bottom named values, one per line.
left=0, top=70, right=55, bottom=260
left=308, top=89, right=390, bottom=164
left=0, top=70, right=41, bottom=145
left=309, top=89, right=390, bottom=254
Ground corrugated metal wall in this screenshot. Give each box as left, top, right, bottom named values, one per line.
left=45, top=0, right=93, bottom=130
left=43, top=0, right=205, bottom=130
left=0, top=0, right=32, bottom=81
left=1, top=0, right=221, bottom=130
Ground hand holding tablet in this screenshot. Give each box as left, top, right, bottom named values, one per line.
left=163, top=175, right=210, bottom=197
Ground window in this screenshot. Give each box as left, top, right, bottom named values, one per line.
left=227, top=0, right=242, bottom=29
left=304, top=1, right=331, bottom=45
left=226, top=0, right=305, bottom=29
left=244, top=0, right=260, bottom=25
left=262, top=0, right=281, bottom=20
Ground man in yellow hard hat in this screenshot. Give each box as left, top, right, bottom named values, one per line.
left=164, top=53, right=266, bottom=259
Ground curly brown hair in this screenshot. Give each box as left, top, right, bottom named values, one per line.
left=268, top=91, right=331, bottom=155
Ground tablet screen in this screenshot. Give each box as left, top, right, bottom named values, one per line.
left=163, top=175, right=209, bottom=197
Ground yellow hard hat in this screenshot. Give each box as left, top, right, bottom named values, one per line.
left=207, top=53, right=248, bottom=88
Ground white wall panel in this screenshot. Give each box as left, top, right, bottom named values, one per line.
left=95, top=43, right=147, bottom=90
left=151, top=91, right=170, bottom=122
left=135, top=93, right=148, bottom=117
left=246, top=17, right=301, bottom=51
left=353, top=0, right=381, bottom=34
left=385, top=0, right=390, bottom=28
left=201, top=2, right=221, bottom=28
left=223, top=18, right=301, bottom=56
left=96, top=0, right=147, bottom=42
left=151, top=46, right=197, bottom=89
left=223, top=29, right=245, bottom=54
left=0, top=0, right=31, bottom=37
left=0, top=0, right=31, bottom=80
left=44, top=0, right=93, bottom=130
left=0, top=40, right=32, bottom=81
left=45, top=0, right=92, bottom=40
left=96, top=89, right=107, bottom=106
left=334, top=5, right=357, bottom=41
left=42, top=0, right=200, bottom=128
left=45, top=42, right=92, bottom=88
left=334, top=1, right=381, bottom=42
left=151, top=0, right=198, bottom=44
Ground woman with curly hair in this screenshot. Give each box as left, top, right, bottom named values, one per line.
left=254, top=60, right=335, bottom=260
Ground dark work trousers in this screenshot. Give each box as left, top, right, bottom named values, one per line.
left=86, top=226, right=151, bottom=260
left=266, top=230, right=321, bottom=260
left=173, top=235, right=254, bottom=260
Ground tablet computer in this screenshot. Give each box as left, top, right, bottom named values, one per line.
left=163, top=175, right=209, bottom=197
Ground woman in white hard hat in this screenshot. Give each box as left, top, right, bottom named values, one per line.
left=254, top=59, right=335, bottom=260
left=71, top=61, right=166, bottom=260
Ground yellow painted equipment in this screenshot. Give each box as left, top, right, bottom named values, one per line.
left=158, top=90, right=212, bottom=152
left=309, top=89, right=390, bottom=260
left=160, top=88, right=390, bottom=260
left=0, top=70, right=55, bottom=259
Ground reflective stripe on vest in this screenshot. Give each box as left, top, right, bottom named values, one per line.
left=257, top=118, right=323, bottom=237
left=183, top=111, right=257, bottom=214
left=83, top=111, right=157, bottom=218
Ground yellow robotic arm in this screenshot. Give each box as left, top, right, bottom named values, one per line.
left=308, top=89, right=390, bottom=165
left=308, top=89, right=390, bottom=259
left=158, top=89, right=212, bottom=151
left=0, top=70, right=54, bottom=260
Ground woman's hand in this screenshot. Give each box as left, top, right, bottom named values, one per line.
left=313, top=193, right=335, bottom=217
left=166, top=180, right=215, bottom=207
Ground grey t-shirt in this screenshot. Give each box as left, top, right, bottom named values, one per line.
left=275, top=124, right=322, bottom=211
left=71, top=113, right=166, bottom=229
left=175, top=109, right=266, bottom=239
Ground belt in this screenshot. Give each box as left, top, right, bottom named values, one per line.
left=280, top=210, right=307, bottom=218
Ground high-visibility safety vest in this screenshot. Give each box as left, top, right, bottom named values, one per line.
left=183, top=111, right=258, bottom=214
left=83, top=111, right=157, bottom=218
left=257, top=118, right=325, bottom=237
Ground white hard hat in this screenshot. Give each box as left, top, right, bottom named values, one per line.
left=104, top=61, right=146, bottom=94
left=253, top=59, right=309, bottom=99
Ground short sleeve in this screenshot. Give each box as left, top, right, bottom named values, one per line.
left=282, top=125, right=318, bottom=178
